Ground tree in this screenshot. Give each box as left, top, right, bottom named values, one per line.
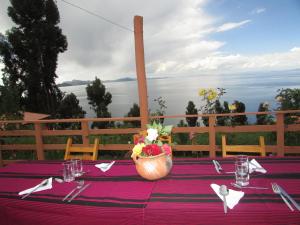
left=55, top=93, right=86, bottom=129
left=185, top=101, right=198, bottom=127
left=256, top=102, right=274, bottom=125
left=231, top=100, right=248, bottom=126
left=124, top=103, right=140, bottom=127
left=56, top=93, right=86, bottom=119
left=215, top=100, right=230, bottom=126
left=86, top=77, right=113, bottom=128
left=0, top=0, right=67, bottom=115
left=276, top=88, right=300, bottom=124
left=0, top=76, right=22, bottom=119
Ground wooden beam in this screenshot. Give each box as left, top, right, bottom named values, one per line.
left=209, top=115, right=216, bottom=157
left=34, top=123, right=44, bottom=160
left=276, top=113, right=285, bottom=156
left=134, top=15, right=149, bottom=129
left=23, top=112, right=49, bottom=123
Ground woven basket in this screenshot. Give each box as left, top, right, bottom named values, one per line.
left=132, top=152, right=172, bottom=180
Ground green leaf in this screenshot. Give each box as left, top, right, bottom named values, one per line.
left=162, top=125, right=173, bottom=134
left=157, top=123, right=163, bottom=132
left=157, top=140, right=163, bottom=146
left=144, top=138, right=152, bottom=145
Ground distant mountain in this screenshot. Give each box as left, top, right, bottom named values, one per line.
left=58, top=77, right=136, bottom=87
left=57, top=80, right=91, bottom=87
left=105, top=77, right=136, bottom=83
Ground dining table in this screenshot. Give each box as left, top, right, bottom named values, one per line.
left=0, top=157, right=300, bottom=225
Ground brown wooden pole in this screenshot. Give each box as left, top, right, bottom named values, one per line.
left=134, top=15, right=149, bottom=129
left=276, top=113, right=285, bottom=156
left=0, top=150, right=3, bottom=167
left=34, top=123, right=44, bottom=160
left=208, top=115, right=216, bottom=157
left=81, top=121, right=90, bottom=145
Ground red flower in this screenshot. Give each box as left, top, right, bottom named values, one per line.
left=142, top=144, right=162, bottom=156
left=162, top=144, right=172, bottom=155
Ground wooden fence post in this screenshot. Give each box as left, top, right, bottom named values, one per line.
left=209, top=115, right=216, bottom=157
left=81, top=121, right=90, bottom=145
left=34, top=123, right=44, bottom=160
left=276, top=113, right=285, bottom=156
left=0, top=148, right=3, bottom=167
left=134, top=15, right=149, bottom=129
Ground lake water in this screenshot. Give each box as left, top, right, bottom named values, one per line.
left=60, top=70, right=300, bottom=124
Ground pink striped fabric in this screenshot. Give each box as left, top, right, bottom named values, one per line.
left=0, top=157, right=300, bottom=224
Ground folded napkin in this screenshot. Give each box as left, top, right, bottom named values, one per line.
left=18, top=177, right=53, bottom=196
left=249, top=159, right=267, bottom=174
left=95, top=161, right=115, bottom=172
left=210, top=183, right=244, bottom=209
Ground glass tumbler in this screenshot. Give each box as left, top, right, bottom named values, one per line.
left=235, top=155, right=249, bottom=186
left=63, top=161, right=75, bottom=182
left=72, top=159, right=83, bottom=177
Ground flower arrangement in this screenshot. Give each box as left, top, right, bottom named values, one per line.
left=131, top=122, right=173, bottom=158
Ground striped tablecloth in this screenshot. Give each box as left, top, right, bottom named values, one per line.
left=0, top=157, right=300, bottom=225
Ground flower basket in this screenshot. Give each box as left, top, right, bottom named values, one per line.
left=131, top=122, right=173, bottom=180
left=132, top=152, right=172, bottom=180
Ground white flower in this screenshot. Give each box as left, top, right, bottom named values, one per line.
left=146, top=128, right=159, bottom=142
left=263, top=102, right=269, bottom=108
left=276, top=96, right=283, bottom=102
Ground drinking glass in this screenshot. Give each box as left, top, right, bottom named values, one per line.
left=235, top=155, right=249, bottom=186
left=72, top=159, right=83, bottom=177
left=63, top=161, right=75, bottom=182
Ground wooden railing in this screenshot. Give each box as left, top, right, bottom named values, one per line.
left=0, top=110, right=300, bottom=166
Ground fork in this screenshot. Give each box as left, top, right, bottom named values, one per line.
left=271, top=183, right=294, bottom=211
left=212, top=160, right=235, bottom=174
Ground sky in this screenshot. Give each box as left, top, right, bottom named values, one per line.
left=0, top=0, right=300, bottom=83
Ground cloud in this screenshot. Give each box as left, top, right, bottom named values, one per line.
left=251, top=7, right=266, bottom=14
left=177, top=48, right=300, bottom=74
left=216, top=20, right=251, bottom=32
left=0, top=0, right=299, bottom=84
left=290, top=47, right=300, bottom=52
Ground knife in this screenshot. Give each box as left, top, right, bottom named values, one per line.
left=68, top=183, right=91, bottom=203
left=278, top=185, right=300, bottom=211
left=62, top=186, right=79, bottom=201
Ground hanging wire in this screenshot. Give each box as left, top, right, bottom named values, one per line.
left=60, top=0, right=133, bottom=32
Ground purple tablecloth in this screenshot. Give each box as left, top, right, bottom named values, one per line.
left=0, top=157, right=300, bottom=225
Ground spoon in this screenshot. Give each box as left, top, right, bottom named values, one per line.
left=231, top=182, right=269, bottom=190
left=219, top=185, right=229, bottom=214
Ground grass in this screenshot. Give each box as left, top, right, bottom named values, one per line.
left=1, top=130, right=300, bottom=161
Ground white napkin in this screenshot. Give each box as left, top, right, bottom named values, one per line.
left=249, top=159, right=267, bottom=174
left=18, top=177, right=53, bottom=196
left=210, top=183, right=244, bottom=209
left=95, top=161, right=115, bottom=172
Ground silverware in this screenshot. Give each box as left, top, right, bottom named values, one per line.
left=219, top=185, right=229, bottom=214
left=21, top=179, right=49, bottom=199
left=231, top=183, right=269, bottom=190
left=62, top=180, right=84, bottom=202
left=272, top=183, right=294, bottom=211
left=55, top=178, right=64, bottom=183
left=277, top=184, right=300, bottom=211
left=212, top=160, right=235, bottom=174
left=68, top=183, right=91, bottom=203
